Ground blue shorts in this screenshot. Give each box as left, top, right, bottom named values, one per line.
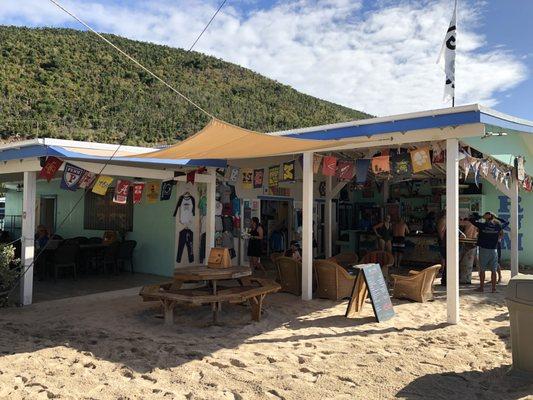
left=478, top=247, right=498, bottom=272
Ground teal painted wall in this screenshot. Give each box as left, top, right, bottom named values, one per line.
left=5, top=178, right=177, bottom=277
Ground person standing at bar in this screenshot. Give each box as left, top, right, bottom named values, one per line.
left=470, top=212, right=508, bottom=293
left=392, top=217, right=409, bottom=269
left=373, top=214, right=393, bottom=253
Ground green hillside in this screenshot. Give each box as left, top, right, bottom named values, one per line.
left=0, top=26, right=370, bottom=146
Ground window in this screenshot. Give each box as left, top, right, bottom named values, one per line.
left=84, top=189, right=133, bottom=231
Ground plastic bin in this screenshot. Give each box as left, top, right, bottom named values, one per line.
left=505, top=273, right=533, bottom=377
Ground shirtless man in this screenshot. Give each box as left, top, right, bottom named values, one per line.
left=392, top=218, right=410, bottom=269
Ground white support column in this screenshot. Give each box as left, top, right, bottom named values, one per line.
left=205, top=168, right=217, bottom=264
left=325, top=175, right=333, bottom=259
left=20, top=171, right=36, bottom=306
left=446, top=139, right=460, bottom=324
left=510, top=177, right=520, bottom=277
left=302, top=152, right=314, bottom=300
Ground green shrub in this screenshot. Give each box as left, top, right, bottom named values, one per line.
left=0, top=244, right=20, bottom=306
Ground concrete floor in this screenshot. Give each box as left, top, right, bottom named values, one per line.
left=32, top=273, right=170, bottom=303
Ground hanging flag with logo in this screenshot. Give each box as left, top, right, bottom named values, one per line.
left=371, top=155, right=390, bottom=174
left=39, top=156, right=63, bottom=182
left=355, top=159, right=371, bottom=183
left=132, top=182, right=145, bottom=204
left=146, top=181, right=160, bottom=204
left=186, top=170, right=196, bottom=184
left=113, top=179, right=131, bottom=204
left=78, top=171, right=97, bottom=189
left=269, top=165, right=280, bottom=187
left=336, top=161, right=355, bottom=181
left=253, top=169, right=264, bottom=189
left=282, top=161, right=295, bottom=182
left=224, top=166, right=239, bottom=183
left=160, top=180, right=174, bottom=201
left=322, top=156, right=337, bottom=176
left=391, top=152, right=412, bottom=179
left=437, top=0, right=457, bottom=102
left=432, top=142, right=446, bottom=164
left=60, top=163, right=85, bottom=191
left=242, top=168, right=253, bottom=189
left=410, top=147, right=432, bottom=173
left=313, top=154, right=323, bottom=174
left=92, top=175, right=114, bottom=196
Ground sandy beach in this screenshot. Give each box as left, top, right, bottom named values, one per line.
left=0, top=270, right=531, bottom=400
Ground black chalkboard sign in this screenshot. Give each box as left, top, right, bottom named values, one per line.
left=345, top=263, right=395, bottom=322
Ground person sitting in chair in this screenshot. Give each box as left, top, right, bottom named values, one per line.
left=284, top=240, right=302, bottom=262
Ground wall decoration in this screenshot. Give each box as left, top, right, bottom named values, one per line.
left=253, top=169, right=264, bottom=189
left=113, top=179, right=131, bottom=204
left=60, top=163, right=85, bottom=191
left=39, top=156, right=63, bottom=182
left=160, top=180, right=174, bottom=201
left=92, top=175, right=114, bottom=196
left=132, top=182, right=145, bottom=204
left=282, top=161, right=295, bottom=182
left=356, top=159, right=371, bottom=183
left=410, top=147, right=432, bottom=173
left=242, top=168, right=253, bottom=189
left=322, top=155, right=337, bottom=176
left=371, top=155, right=390, bottom=174
left=313, top=154, right=323, bottom=174
left=269, top=165, right=280, bottom=187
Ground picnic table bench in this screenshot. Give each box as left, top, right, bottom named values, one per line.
left=140, top=277, right=281, bottom=324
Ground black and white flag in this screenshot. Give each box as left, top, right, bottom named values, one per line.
left=437, top=0, right=457, bottom=102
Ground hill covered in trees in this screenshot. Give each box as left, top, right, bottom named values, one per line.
left=0, top=26, right=369, bottom=146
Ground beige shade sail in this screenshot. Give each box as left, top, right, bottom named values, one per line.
left=134, top=119, right=342, bottom=160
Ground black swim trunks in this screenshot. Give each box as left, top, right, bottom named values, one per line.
left=392, top=236, right=406, bottom=253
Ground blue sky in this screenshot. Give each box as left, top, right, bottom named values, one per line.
left=1, top=0, right=531, bottom=119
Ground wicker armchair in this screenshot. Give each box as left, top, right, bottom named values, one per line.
left=391, top=264, right=442, bottom=302
left=328, top=252, right=359, bottom=268
left=361, top=250, right=394, bottom=282
left=276, top=256, right=302, bottom=296
left=313, top=259, right=356, bottom=301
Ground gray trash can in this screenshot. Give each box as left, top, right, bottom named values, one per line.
left=506, top=273, right=533, bottom=377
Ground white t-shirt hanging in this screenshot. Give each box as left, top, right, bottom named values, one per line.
left=173, top=194, right=196, bottom=226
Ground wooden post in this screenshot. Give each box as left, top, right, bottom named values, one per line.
left=325, top=175, right=333, bottom=259
left=446, top=139, right=460, bottom=324
left=205, top=168, right=216, bottom=265
left=20, top=171, right=36, bottom=306
left=302, top=152, right=314, bottom=300
left=510, top=177, right=520, bottom=277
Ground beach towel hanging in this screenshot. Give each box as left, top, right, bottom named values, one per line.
left=146, top=181, right=160, bottom=204
left=132, top=182, right=145, bottom=204
left=242, top=168, right=253, bottom=189
left=356, top=159, right=371, bottom=183
left=61, top=163, right=85, bottom=191
left=269, top=165, right=280, bottom=187
left=322, top=155, right=337, bottom=176
left=78, top=171, right=97, bottom=189
left=39, top=156, right=63, bottom=182
left=160, top=180, right=174, bottom=201
left=371, top=155, right=390, bottom=174
left=410, top=147, right=432, bottom=173
left=92, top=175, right=114, bottom=196
left=253, top=169, right=264, bottom=189
left=313, top=154, right=323, bottom=174
left=282, top=161, right=295, bottom=182
left=113, top=179, right=131, bottom=204
left=337, top=161, right=355, bottom=181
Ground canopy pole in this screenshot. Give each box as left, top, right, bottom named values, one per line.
left=20, top=171, right=36, bottom=306
left=510, top=176, right=520, bottom=277
left=446, top=138, right=460, bottom=324
left=205, top=168, right=216, bottom=265
left=302, top=152, right=314, bottom=300
left=325, top=175, right=333, bottom=259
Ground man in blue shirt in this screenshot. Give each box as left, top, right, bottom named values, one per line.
left=470, top=212, right=508, bottom=293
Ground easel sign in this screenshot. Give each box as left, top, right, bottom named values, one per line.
left=345, top=263, right=395, bottom=322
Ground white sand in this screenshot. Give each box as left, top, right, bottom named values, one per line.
left=0, top=270, right=532, bottom=400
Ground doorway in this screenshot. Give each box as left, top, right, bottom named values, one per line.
left=39, top=195, right=57, bottom=234
left=260, top=198, right=292, bottom=256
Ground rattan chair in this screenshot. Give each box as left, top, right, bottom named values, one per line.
left=328, top=252, right=359, bottom=268
left=391, top=264, right=442, bottom=302
left=361, top=250, right=394, bottom=282
left=313, top=259, right=356, bottom=301
left=276, top=256, right=301, bottom=296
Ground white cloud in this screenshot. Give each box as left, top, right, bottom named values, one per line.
left=0, top=0, right=528, bottom=116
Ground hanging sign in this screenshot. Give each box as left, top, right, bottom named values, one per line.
left=313, top=154, right=323, bottom=174
left=355, top=159, right=371, bottom=183
left=282, top=161, right=295, bottom=182
left=92, top=175, right=114, bottom=196
left=160, top=180, right=174, bottom=201
left=322, top=156, right=337, bottom=176
left=113, top=179, right=131, bottom=204
left=132, top=182, right=145, bottom=204
left=78, top=171, right=97, bottom=189
left=269, top=165, right=280, bottom=187
left=371, top=155, right=390, bottom=174
left=337, top=161, right=355, bottom=181
left=391, top=152, right=412, bottom=179
left=146, top=181, right=160, bottom=204
left=242, top=168, right=253, bottom=189
left=410, top=147, right=432, bottom=173
left=60, top=163, right=85, bottom=191
left=253, top=169, right=264, bottom=189
left=39, top=156, right=63, bottom=182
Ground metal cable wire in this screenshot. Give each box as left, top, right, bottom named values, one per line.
left=188, top=0, right=228, bottom=51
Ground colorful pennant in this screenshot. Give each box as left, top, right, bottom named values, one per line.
left=61, top=163, right=85, bottom=191
left=282, top=161, right=295, bottom=182
left=269, top=165, right=280, bottom=187
left=78, top=171, right=97, bottom=189
left=336, top=161, right=355, bottom=181
left=132, top=182, right=145, bottom=204
left=371, top=155, right=390, bottom=174
left=391, top=152, right=412, bottom=178
left=39, top=156, right=63, bottom=182
left=242, top=168, right=253, bottom=189
left=410, top=147, right=432, bottom=173
left=322, top=156, right=337, bottom=176
left=253, top=169, right=264, bottom=189
left=92, top=175, right=114, bottom=196
left=146, top=181, right=160, bottom=204
left=355, top=159, right=371, bottom=183
left=313, top=154, right=323, bottom=174
left=160, top=180, right=174, bottom=201
left=113, top=179, right=131, bottom=204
